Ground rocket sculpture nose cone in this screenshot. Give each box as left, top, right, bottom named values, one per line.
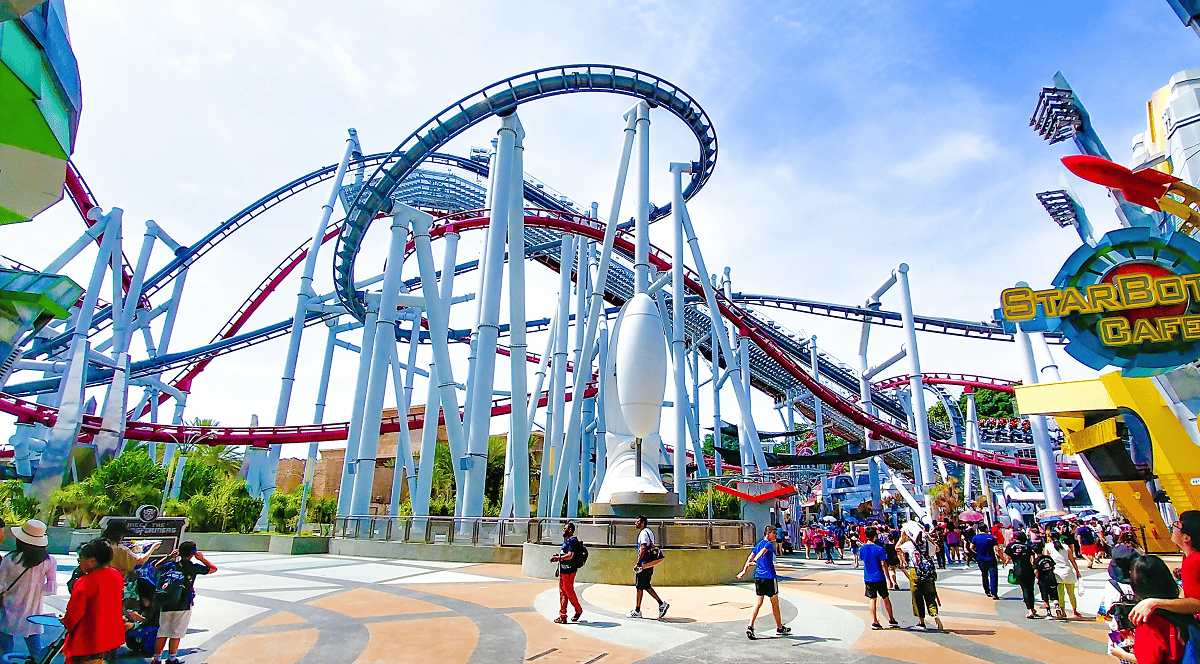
left=614, top=293, right=668, bottom=439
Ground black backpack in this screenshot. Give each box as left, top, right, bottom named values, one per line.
left=574, top=540, right=589, bottom=569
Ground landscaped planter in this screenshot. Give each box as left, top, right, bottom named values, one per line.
left=184, top=532, right=271, bottom=552
left=269, top=535, right=330, bottom=555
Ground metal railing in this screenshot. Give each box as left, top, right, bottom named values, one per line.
left=333, top=516, right=756, bottom=548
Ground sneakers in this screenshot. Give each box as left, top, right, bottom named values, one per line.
left=747, top=625, right=756, bottom=640
left=166, top=659, right=182, bottom=664
left=915, top=623, right=927, bottom=631
left=658, top=602, right=670, bottom=619
left=888, top=618, right=899, bottom=627
left=572, top=612, right=582, bottom=622
left=776, top=625, right=792, bottom=636
left=628, top=609, right=642, bottom=618
left=553, top=616, right=568, bottom=624
left=871, top=622, right=883, bottom=630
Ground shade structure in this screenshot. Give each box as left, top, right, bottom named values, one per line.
left=0, top=0, right=80, bottom=224
left=714, top=443, right=902, bottom=468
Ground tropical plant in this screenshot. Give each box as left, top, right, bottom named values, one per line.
left=929, top=477, right=965, bottom=522
left=0, top=480, right=39, bottom=523
left=50, top=447, right=167, bottom=526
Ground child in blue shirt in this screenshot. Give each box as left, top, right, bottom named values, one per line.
left=738, top=526, right=792, bottom=639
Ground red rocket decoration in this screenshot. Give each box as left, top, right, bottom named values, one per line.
left=1061, top=154, right=1180, bottom=210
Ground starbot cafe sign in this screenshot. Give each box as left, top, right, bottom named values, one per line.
left=997, top=228, right=1200, bottom=376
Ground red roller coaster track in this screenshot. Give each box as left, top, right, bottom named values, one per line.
left=870, top=373, right=1019, bottom=394
left=1, top=179, right=1075, bottom=480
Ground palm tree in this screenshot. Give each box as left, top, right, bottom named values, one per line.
left=177, top=418, right=242, bottom=478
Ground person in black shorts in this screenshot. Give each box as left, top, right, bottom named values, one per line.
left=738, top=526, right=791, bottom=639
left=860, top=526, right=898, bottom=629
left=629, top=516, right=668, bottom=619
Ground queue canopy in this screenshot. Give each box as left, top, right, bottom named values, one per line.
left=713, top=444, right=902, bottom=468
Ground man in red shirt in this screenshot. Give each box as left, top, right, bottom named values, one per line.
left=1129, top=510, right=1200, bottom=623
left=991, top=522, right=1009, bottom=564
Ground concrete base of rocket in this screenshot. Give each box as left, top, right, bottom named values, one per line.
left=590, top=491, right=683, bottom=519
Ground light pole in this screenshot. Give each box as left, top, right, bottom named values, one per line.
left=160, top=429, right=218, bottom=509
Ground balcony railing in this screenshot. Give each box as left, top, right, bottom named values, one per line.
left=332, top=516, right=757, bottom=548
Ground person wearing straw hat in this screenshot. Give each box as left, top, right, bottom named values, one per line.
left=0, top=519, right=57, bottom=661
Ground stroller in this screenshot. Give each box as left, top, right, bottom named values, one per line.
left=14, top=615, right=67, bottom=664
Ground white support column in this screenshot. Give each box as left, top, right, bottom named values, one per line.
left=593, top=323, right=610, bottom=494
left=349, top=215, right=411, bottom=517
left=408, top=204, right=470, bottom=515
left=414, top=227, right=463, bottom=517
left=809, top=337, right=826, bottom=453
left=670, top=163, right=689, bottom=502
left=387, top=338, right=417, bottom=516
left=297, top=318, right=339, bottom=534
left=462, top=115, right=522, bottom=519
left=896, top=264, right=935, bottom=495
left=336, top=305, right=377, bottom=516
left=678, top=206, right=767, bottom=472
left=268, top=130, right=358, bottom=528
left=503, top=126, right=531, bottom=519
left=1015, top=327, right=1065, bottom=512
left=963, top=388, right=979, bottom=502
left=32, top=209, right=120, bottom=508
left=1031, top=330, right=1108, bottom=515
left=712, top=276, right=723, bottom=476
left=633, top=102, right=651, bottom=293
left=553, top=108, right=637, bottom=512
left=546, top=235, right=575, bottom=515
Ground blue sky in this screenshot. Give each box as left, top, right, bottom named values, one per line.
left=3, top=0, right=1199, bottom=452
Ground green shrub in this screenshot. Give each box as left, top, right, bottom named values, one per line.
left=685, top=487, right=741, bottom=520
left=308, top=496, right=337, bottom=524
left=50, top=448, right=166, bottom=525
left=0, top=480, right=40, bottom=524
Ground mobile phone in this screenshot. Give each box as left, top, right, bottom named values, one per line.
left=1108, top=631, right=1122, bottom=646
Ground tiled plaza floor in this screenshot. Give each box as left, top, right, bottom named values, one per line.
left=31, top=551, right=1128, bottom=663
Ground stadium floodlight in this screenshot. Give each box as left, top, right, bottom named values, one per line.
left=1166, top=0, right=1200, bottom=38
left=1030, top=87, right=1084, bottom=145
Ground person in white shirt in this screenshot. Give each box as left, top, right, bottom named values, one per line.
left=629, top=516, right=668, bottom=619
left=1047, top=534, right=1081, bottom=618
left=0, top=520, right=57, bottom=661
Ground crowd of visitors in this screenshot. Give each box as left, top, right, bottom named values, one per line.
left=0, top=518, right=216, bottom=664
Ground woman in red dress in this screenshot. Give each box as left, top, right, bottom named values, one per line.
left=62, top=539, right=125, bottom=664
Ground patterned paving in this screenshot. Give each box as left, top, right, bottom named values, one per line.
left=28, top=551, right=1129, bottom=663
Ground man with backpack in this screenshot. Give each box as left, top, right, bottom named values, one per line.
left=550, top=523, right=585, bottom=624
left=908, top=534, right=942, bottom=631
left=150, top=541, right=217, bottom=664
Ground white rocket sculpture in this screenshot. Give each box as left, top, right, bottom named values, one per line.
left=593, top=292, right=675, bottom=513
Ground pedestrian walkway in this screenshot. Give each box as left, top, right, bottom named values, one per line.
left=29, top=552, right=1126, bottom=663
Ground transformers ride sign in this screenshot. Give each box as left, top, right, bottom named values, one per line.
left=999, top=228, right=1200, bottom=376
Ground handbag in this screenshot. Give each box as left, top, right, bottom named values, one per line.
left=1007, top=568, right=1018, bottom=585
